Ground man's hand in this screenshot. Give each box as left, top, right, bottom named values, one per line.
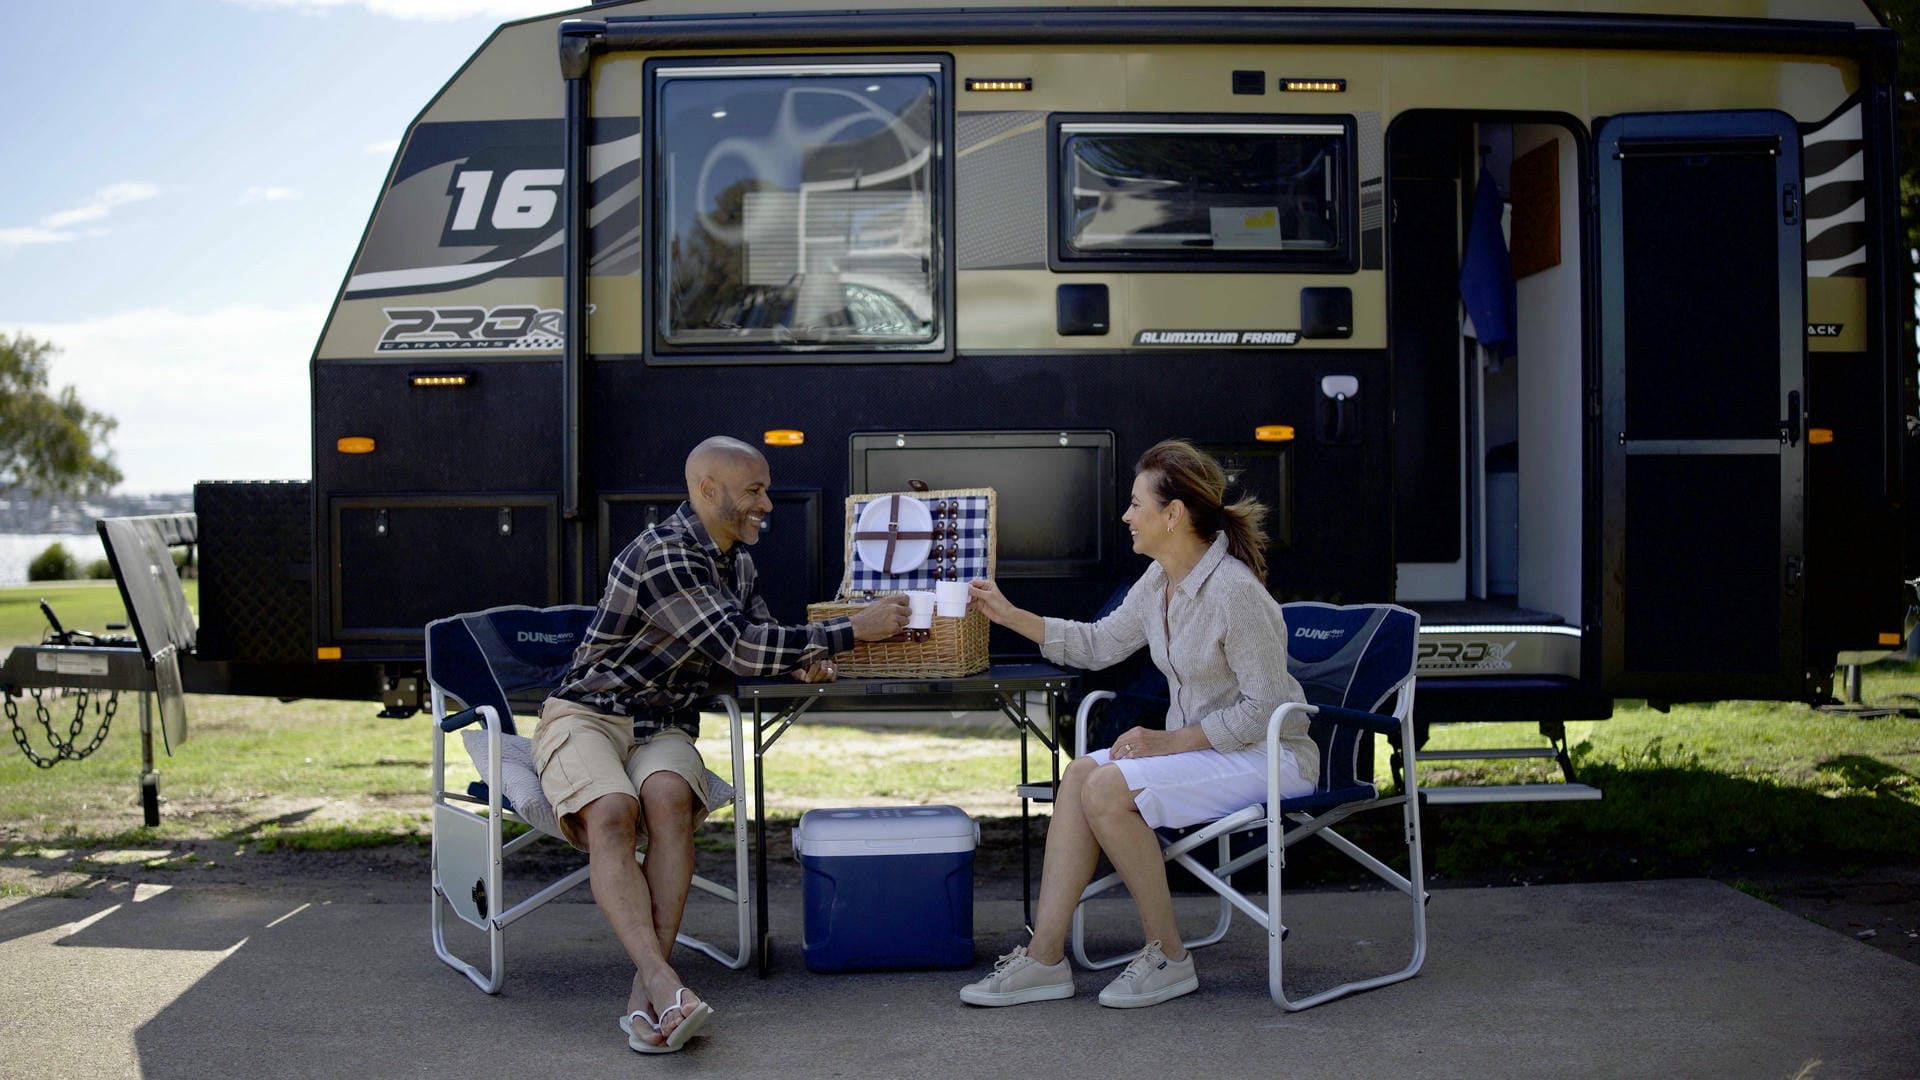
left=792, top=659, right=837, bottom=683
left=848, top=594, right=911, bottom=641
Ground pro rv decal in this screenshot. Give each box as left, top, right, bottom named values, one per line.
left=377, top=304, right=581, bottom=352
left=1134, top=329, right=1300, bottom=346
left=1417, top=639, right=1517, bottom=673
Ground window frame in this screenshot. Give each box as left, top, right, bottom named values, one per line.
left=1047, top=112, right=1359, bottom=274
left=643, top=54, right=956, bottom=366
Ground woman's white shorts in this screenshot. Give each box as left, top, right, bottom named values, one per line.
left=1088, top=742, right=1314, bottom=830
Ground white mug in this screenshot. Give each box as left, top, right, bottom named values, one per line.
left=906, top=590, right=935, bottom=630
left=935, top=579, right=969, bottom=617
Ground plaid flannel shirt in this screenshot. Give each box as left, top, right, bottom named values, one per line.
left=551, top=502, right=854, bottom=738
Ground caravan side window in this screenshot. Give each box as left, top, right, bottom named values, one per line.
left=651, top=60, right=948, bottom=359
left=1054, top=118, right=1354, bottom=271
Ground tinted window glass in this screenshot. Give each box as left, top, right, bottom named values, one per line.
left=656, top=66, right=942, bottom=350
left=1061, top=124, right=1346, bottom=260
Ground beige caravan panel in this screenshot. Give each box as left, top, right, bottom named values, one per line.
left=420, top=21, right=569, bottom=124
left=1806, top=279, right=1866, bottom=352
left=580, top=0, right=1880, bottom=26
left=1122, top=47, right=1385, bottom=114
left=1584, top=55, right=1852, bottom=118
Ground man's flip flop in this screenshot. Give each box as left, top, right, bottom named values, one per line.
left=658, top=988, right=714, bottom=1051
left=618, top=1010, right=675, bottom=1054
left=618, top=989, right=713, bottom=1054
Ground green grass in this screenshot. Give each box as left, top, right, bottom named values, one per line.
left=0, top=580, right=200, bottom=649
left=3, top=580, right=1917, bottom=885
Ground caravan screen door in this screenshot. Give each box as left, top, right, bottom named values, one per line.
left=1596, top=111, right=1804, bottom=701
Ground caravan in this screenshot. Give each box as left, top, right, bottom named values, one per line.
left=171, top=0, right=1902, bottom=750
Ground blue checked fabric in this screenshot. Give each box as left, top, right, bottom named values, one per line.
left=845, top=492, right=992, bottom=594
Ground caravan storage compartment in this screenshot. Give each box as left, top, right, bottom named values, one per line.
left=794, top=805, right=976, bottom=973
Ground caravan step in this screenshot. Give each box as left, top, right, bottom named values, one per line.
left=1422, top=783, right=1602, bottom=805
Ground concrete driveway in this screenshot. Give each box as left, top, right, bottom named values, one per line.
left=3, top=871, right=1916, bottom=1079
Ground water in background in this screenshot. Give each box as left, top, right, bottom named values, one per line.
left=0, top=533, right=111, bottom=586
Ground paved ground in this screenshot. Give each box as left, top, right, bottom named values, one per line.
left=3, top=862, right=1917, bottom=1079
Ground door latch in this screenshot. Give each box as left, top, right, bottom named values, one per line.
left=1780, top=390, right=1801, bottom=447
left=1782, top=183, right=1800, bottom=225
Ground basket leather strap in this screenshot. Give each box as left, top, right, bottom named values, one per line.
left=853, top=493, right=934, bottom=575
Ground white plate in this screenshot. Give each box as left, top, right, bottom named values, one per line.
left=854, top=494, right=933, bottom=577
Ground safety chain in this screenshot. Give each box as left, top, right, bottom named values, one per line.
left=5, top=686, right=117, bottom=768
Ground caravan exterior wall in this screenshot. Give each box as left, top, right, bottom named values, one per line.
left=212, top=0, right=1903, bottom=717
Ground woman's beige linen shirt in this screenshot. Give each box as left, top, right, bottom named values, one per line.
left=1041, top=534, right=1317, bottom=782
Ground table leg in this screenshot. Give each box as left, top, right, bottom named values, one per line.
left=753, top=700, right=769, bottom=977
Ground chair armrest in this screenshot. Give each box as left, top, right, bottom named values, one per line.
left=1274, top=699, right=1413, bottom=737
left=1074, top=690, right=1115, bottom=757
left=439, top=705, right=487, bottom=733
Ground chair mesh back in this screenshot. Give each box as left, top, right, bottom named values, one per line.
left=1282, top=602, right=1420, bottom=794
left=424, top=605, right=596, bottom=736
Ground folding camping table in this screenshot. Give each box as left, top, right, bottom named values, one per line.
left=732, top=662, right=1076, bottom=975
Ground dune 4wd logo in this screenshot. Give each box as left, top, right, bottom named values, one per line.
left=377, top=305, right=571, bottom=352
left=516, top=630, right=574, bottom=646
left=1418, top=639, right=1518, bottom=672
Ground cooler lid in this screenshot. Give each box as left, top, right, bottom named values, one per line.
left=794, top=805, right=977, bottom=857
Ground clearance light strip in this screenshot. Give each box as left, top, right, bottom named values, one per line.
left=1280, top=78, right=1346, bottom=92
left=966, top=78, right=1033, bottom=92
left=410, top=372, right=472, bottom=388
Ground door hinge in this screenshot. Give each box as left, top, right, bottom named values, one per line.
left=1785, top=554, right=1803, bottom=597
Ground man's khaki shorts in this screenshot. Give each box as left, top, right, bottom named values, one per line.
left=530, top=697, right=712, bottom=851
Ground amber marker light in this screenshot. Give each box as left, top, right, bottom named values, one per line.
left=1255, top=425, right=1297, bottom=442
left=966, top=78, right=1033, bottom=92
left=764, top=429, right=806, bottom=447
left=1809, top=428, right=1834, bottom=445
left=336, top=437, right=376, bottom=454
left=1280, top=77, right=1346, bottom=92
left=317, top=647, right=342, bottom=660
left=409, top=372, right=472, bottom=388
left=1879, top=632, right=1903, bottom=646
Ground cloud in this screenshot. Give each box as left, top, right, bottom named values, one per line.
left=6, top=305, right=326, bottom=494
left=221, top=0, right=573, bottom=21
left=239, top=185, right=301, bottom=204
left=365, top=138, right=402, bottom=156
left=1, top=183, right=159, bottom=251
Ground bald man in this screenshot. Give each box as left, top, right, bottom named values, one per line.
left=533, top=436, right=908, bottom=1052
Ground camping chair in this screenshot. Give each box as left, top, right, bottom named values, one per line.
left=427, top=604, right=751, bottom=993
left=1069, top=601, right=1425, bottom=1010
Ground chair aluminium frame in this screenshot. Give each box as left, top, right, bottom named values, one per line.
left=1069, top=601, right=1427, bottom=1010
left=427, top=604, right=752, bottom=994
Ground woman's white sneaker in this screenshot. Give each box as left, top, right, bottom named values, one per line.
left=1097, top=941, right=1198, bottom=1008
left=959, top=946, right=1075, bottom=1006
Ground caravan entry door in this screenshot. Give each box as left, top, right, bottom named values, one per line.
left=1596, top=111, right=1805, bottom=701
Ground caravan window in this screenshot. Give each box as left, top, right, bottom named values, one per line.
left=652, top=61, right=946, bottom=356
left=1055, top=119, right=1353, bottom=270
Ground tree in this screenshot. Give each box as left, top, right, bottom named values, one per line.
left=0, top=331, right=121, bottom=498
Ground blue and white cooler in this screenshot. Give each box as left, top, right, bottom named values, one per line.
left=793, top=805, right=977, bottom=973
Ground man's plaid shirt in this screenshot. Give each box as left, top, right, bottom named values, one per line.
left=550, top=502, right=853, bottom=738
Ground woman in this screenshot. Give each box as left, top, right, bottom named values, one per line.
left=959, top=439, right=1316, bottom=1009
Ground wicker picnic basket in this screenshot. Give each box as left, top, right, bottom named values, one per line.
left=807, top=486, right=995, bottom=678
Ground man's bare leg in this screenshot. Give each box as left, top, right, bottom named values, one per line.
left=575, top=793, right=690, bottom=1048
left=622, top=771, right=702, bottom=1035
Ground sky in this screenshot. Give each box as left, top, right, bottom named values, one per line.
left=0, top=0, right=579, bottom=494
